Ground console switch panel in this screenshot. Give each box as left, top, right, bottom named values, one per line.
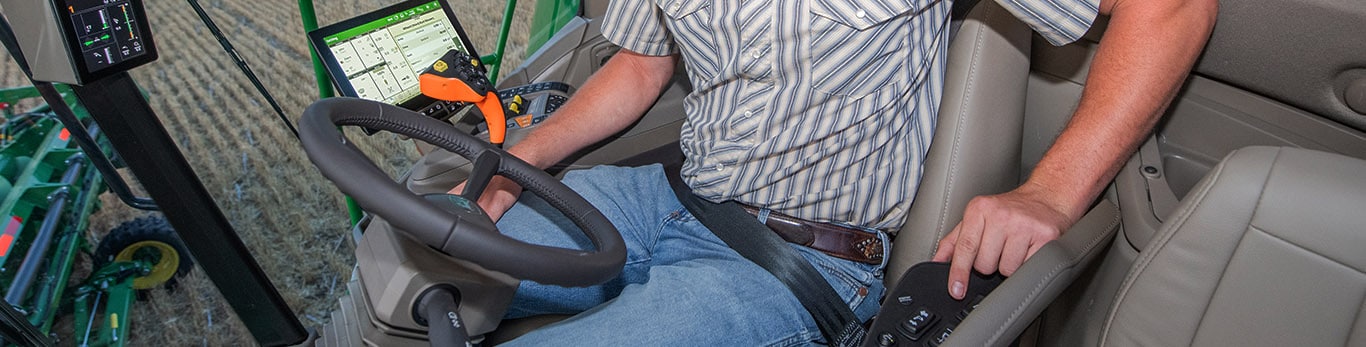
left=862, top=262, right=1004, bottom=347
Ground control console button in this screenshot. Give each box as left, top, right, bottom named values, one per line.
left=956, top=294, right=986, bottom=321
left=896, top=308, right=936, bottom=341
left=877, top=332, right=896, bottom=346
left=927, top=325, right=954, bottom=347
left=897, top=296, right=914, bottom=306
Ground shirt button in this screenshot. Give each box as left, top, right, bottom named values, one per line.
left=855, top=9, right=867, bottom=18
left=715, top=164, right=725, bottom=171
left=743, top=110, right=754, bottom=118
left=670, top=3, right=681, bottom=11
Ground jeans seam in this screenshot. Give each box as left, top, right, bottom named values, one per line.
left=625, top=209, right=692, bottom=266
left=620, top=221, right=654, bottom=265
left=766, top=327, right=821, bottom=347
left=617, top=211, right=677, bottom=266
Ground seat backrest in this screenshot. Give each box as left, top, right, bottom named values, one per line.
left=887, top=0, right=1032, bottom=287
left=1101, top=146, right=1366, bottom=346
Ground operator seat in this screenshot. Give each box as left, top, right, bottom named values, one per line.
left=1099, top=146, right=1366, bottom=346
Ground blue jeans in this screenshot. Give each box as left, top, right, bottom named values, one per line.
left=495, top=164, right=887, bottom=346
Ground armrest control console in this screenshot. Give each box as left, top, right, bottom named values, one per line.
left=864, top=262, right=1004, bottom=347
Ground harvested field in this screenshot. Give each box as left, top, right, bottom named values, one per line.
left=0, top=0, right=534, bottom=344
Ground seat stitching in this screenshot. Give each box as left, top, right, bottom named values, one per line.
left=986, top=203, right=1121, bottom=345
left=1250, top=226, right=1366, bottom=275
left=1188, top=148, right=1282, bottom=343
left=933, top=0, right=991, bottom=251
left=1349, top=289, right=1366, bottom=345
left=1182, top=225, right=1366, bottom=345
left=1186, top=222, right=1260, bottom=343
left=1098, top=148, right=1237, bottom=345
left=1099, top=148, right=1280, bottom=345
left=1100, top=161, right=1227, bottom=343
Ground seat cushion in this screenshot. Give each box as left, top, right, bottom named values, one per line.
left=1101, top=146, right=1366, bottom=346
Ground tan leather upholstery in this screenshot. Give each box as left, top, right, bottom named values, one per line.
left=887, top=0, right=1032, bottom=287
left=887, top=3, right=1130, bottom=346
left=1102, top=146, right=1366, bottom=346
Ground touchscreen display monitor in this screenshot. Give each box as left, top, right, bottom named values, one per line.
left=308, top=0, right=481, bottom=110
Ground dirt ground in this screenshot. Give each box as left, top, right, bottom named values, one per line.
left=0, top=0, right=534, bottom=344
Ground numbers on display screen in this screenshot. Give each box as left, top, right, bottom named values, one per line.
left=64, top=0, right=149, bottom=73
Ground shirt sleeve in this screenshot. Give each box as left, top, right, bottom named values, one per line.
left=994, top=0, right=1101, bottom=46
left=601, top=0, right=679, bottom=55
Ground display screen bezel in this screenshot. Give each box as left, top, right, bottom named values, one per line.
left=306, top=0, right=484, bottom=111
left=52, top=0, right=159, bottom=84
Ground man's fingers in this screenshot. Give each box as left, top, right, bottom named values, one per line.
left=998, top=234, right=1031, bottom=276
left=932, top=224, right=961, bottom=262
left=947, top=213, right=985, bottom=300
left=1025, top=240, right=1047, bottom=260
left=972, top=220, right=1006, bottom=275
left=947, top=245, right=975, bottom=300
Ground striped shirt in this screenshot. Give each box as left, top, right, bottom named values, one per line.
left=602, top=0, right=1098, bottom=230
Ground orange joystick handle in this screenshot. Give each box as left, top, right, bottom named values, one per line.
left=418, top=49, right=506, bottom=146
left=471, top=92, right=505, bottom=145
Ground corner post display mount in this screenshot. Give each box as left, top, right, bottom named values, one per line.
left=0, top=0, right=158, bottom=85
left=0, top=0, right=309, bottom=344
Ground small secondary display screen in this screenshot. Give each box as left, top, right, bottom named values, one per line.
left=312, top=0, right=478, bottom=108
left=62, top=0, right=151, bottom=74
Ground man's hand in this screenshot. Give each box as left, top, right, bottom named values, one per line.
left=438, top=51, right=677, bottom=221
left=932, top=183, right=1077, bottom=299
left=434, top=50, right=675, bottom=223
left=930, top=0, right=1215, bottom=301
left=449, top=176, right=523, bottom=222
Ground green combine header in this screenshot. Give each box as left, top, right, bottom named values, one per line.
left=0, top=85, right=188, bottom=347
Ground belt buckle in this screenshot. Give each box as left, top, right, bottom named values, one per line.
left=854, top=234, right=884, bottom=264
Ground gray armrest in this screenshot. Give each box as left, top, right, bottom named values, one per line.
left=943, top=200, right=1121, bottom=347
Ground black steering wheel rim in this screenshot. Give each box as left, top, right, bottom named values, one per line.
left=299, top=97, right=625, bottom=287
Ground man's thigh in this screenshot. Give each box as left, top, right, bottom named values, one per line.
left=496, top=164, right=680, bottom=317
left=492, top=164, right=885, bottom=345
left=501, top=254, right=822, bottom=346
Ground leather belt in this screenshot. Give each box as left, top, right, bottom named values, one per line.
left=738, top=205, right=884, bottom=265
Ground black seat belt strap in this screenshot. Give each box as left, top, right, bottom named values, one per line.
left=665, top=170, right=864, bottom=346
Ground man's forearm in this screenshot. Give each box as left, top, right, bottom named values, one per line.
left=504, top=50, right=679, bottom=169
left=934, top=0, right=1218, bottom=298
left=1024, top=0, right=1218, bottom=221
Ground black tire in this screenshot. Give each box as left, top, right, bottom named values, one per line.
left=94, top=216, right=194, bottom=290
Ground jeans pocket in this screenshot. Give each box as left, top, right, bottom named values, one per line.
left=795, top=246, right=882, bottom=315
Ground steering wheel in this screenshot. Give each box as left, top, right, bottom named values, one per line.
left=298, top=97, right=626, bottom=287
